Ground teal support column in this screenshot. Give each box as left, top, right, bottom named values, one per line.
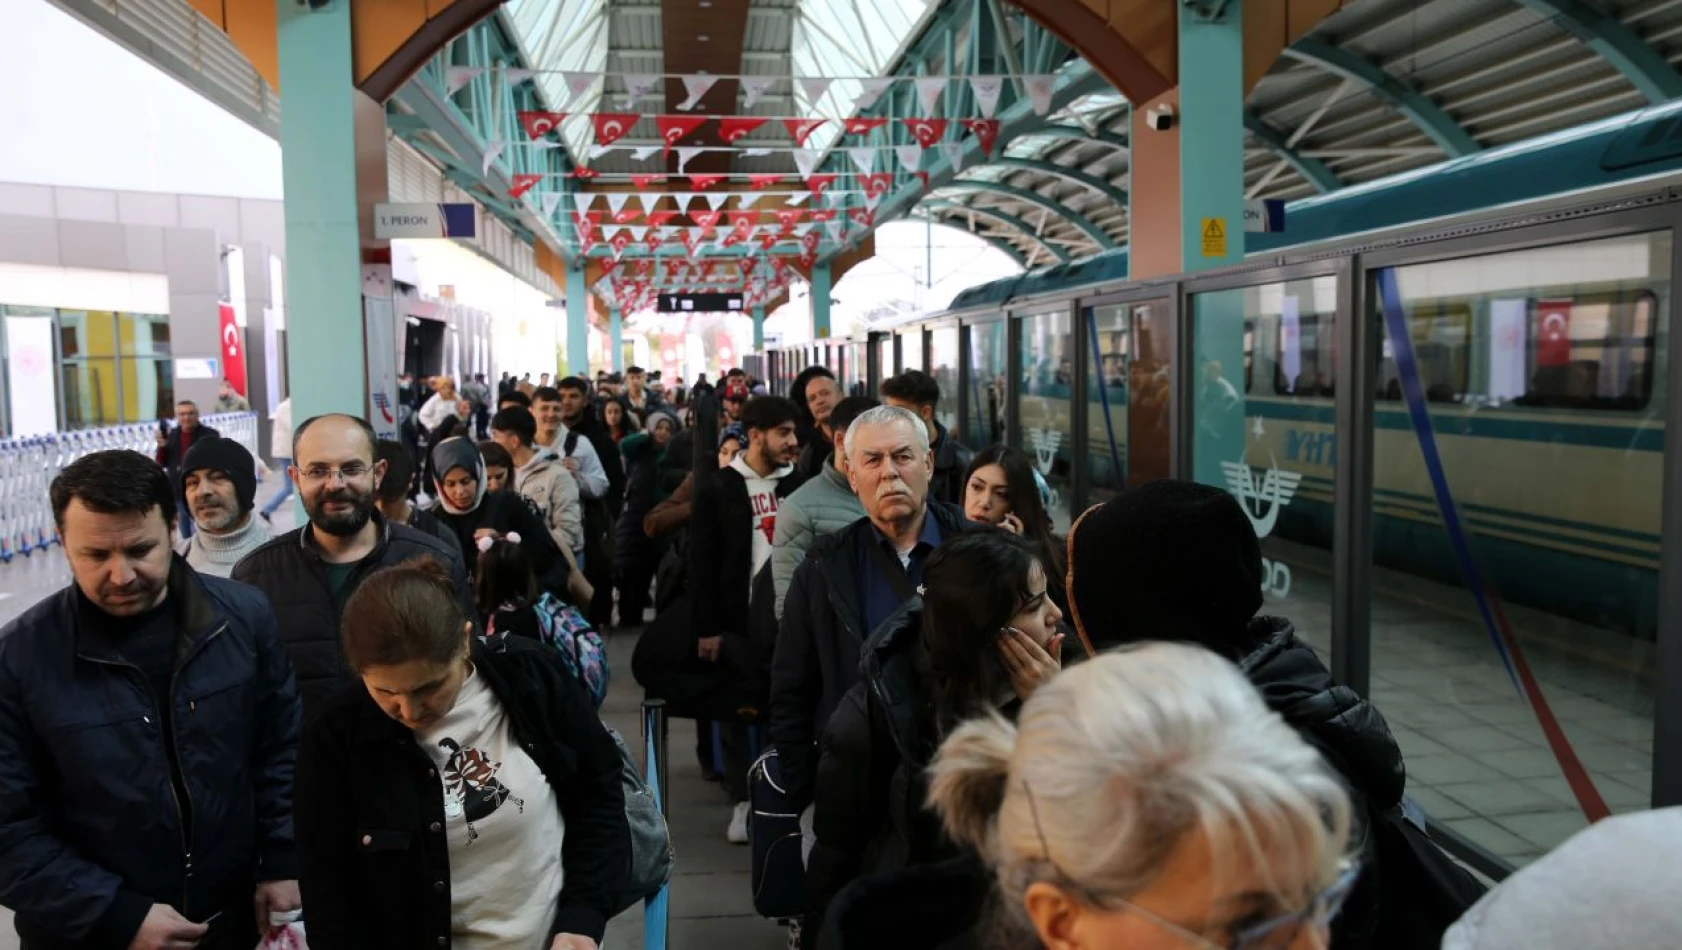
left=752, top=306, right=765, bottom=352
left=609, top=308, right=624, bottom=372
left=810, top=265, right=832, bottom=340
left=566, top=261, right=590, bottom=378
left=1178, top=2, right=1245, bottom=271
left=277, top=0, right=364, bottom=422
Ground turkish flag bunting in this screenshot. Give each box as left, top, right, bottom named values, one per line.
left=518, top=111, right=566, bottom=140
left=725, top=210, right=759, bottom=225
left=801, top=229, right=822, bottom=256
left=657, top=115, right=707, bottom=150
left=783, top=118, right=828, bottom=146
left=809, top=209, right=838, bottom=222
left=806, top=174, right=837, bottom=196
left=1536, top=300, right=1572, bottom=367
left=844, top=117, right=888, bottom=136
left=902, top=118, right=948, bottom=149
left=692, top=209, right=723, bottom=230
left=689, top=174, right=724, bottom=190
left=730, top=215, right=755, bottom=241
left=643, top=229, right=663, bottom=253
left=758, top=233, right=779, bottom=250
left=719, top=117, right=768, bottom=144
left=592, top=113, right=639, bottom=147
left=850, top=208, right=875, bottom=227
left=571, top=211, right=602, bottom=233
left=775, top=208, right=803, bottom=228
left=646, top=210, right=678, bottom=228
left=601, top=260, right=620, bottom=276
left=509, top=174, right=543, bottom=199
left=609, top=230, right=633, bottom=256
left=578, top=229, right=597, bottom=255
left=961, top=118, right=1001, bottom=157
left=614, top=208, right=639, bottom=225
left=572, top=167, right=600, bottom=180
left=679, top=229, right=700, bottom=254
left=749, top=174, right=783, bottom=190
left=631, top=174, right=666, bottom=190
left=860, top=172, right=894, bottom=199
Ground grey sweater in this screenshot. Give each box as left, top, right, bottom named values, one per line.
left=772, top=462, right=865, bottom=620
left=182, top=514, right=271, bottom=578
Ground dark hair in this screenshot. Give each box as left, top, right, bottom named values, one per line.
left=829, top=396, right=879, bottom=440
left=292, top=413, right=378, bottom=461
left=919, top=532, right=1041, bottom=734
left=533, top=385, right=564, bottom=404
left=341, top=557, right=467, bottom=670
left=555, top=377, right=590, bottom=396
left=375, top=439, right=415, bottom=503
left=881, top=369, right=941, bottom=410
left=500, top=390, right=532, bottom=409
left=177, top=400, right=198, bottom=409
left=490, top=406, right=537, bottom=446
left=964, top=444, right=1067, bottom=587
left=50, top=450, right=176, bottom=529
left=476, top=538, right=537, bottom=616
left=627, top=365, right=646, bottom=375
left=740, top=395, right=798, bottom=433
left=477, top=440, right=513, bottom=473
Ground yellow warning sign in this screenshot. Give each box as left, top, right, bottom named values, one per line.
left=1201, top=217, right=1227, bottom=257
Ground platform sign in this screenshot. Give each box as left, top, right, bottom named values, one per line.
left=1243, top=199, right=1286, bottom=233
left=374, top=203, right=477, bottom=240
left=1201, top=217, right=1228, bottom=257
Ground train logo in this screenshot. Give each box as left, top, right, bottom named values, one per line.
left=1028, top=427, right=1062, bottom=476
left=1220, top=457, right=1303, bottom=540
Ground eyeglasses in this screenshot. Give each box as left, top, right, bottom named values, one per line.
left=1023, top=781, right=1359, bottom=950
left=298, top=463, right=372, bottom=484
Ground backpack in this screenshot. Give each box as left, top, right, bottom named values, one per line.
left=1368, top=796, right=1489, bottom=950
left=488, top=593, right=609, bottom=709
left=748, top=747, right=807, bottom=921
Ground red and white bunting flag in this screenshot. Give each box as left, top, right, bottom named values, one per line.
left=848, top=147, right=876, bottom=173
left=859, top=172, right=894, bottom=201
left=509, top=174, right=543, bottom=199
left=797, top=77, right=833, bottom=104
left=801, top=229, right=821, bottom=257
left=758, top=232, right=779, bottom=251
left=749, top=174, right=783, bottom=190
left=854, top=78, right=892, bottom=111
left=903, top=118, right=948, bottom=149
left=657, top=115, right=707, bottom=151
left=601, top=260, right=620, bottom=277
left=690, top=174, right=724, bottom=190
left=646, top=210, right=678, bottom=228
left=775, top=208, right=803, bottom=228
left=573, top=167, right=600, bottom=180
left=783, top=118, right=828, bottom=147
left=914, top=77, right=946, bottom=115
left=632, top=145, right=661, bottom=162
left=678, top=74, right=717, bottom=111
left=614, top=207, right=640, bottom=225
left=606, top=193, right=631, bottom=217
left=824, top=219, right=844, bottom=244
left=692, top=209, right=723, bottom=231
left=482, top=141, right=506, bottom=177
left=896, top=145, right=924, bottom=171
left=679, top=228, right=701, bottom=255
left=592, top=113, right=638, bottom=147
left=844, top=117, right=888, bottom=136
left=792, top=148, right=822, bottom=179
left=609, top=230, right=633, bottom=259
left=517, top=111, right=566, bottom=140
left=970, top=76, right=1005, bottom=118
left=541, top=192, right=563, bottom=218
left=915, top=171, right=930, bottom=190
left=631, top=174, right=666, bottom=190
left=809, top=209, right=838, bottom=223
left=961, top=118, right=1001, bottom=157
left=941, top=142, right=966, bottom=173
left=704, top=192, right=731, bottom=211
left=719, top=117, right=768, bottom=144
left=561, top=72, right=598, bottom=111
left=622, top=74, right=660, bottom=107
left=741, top=76, right=777, bottom=109
left=806, top=174, right=837, bottom=197
left=1024, top=75, right=1055, bottom=116
left=850, top=207, right=875, bottom=228
left=445, top=66, right=482, bottom=95
left=644, top=229, right=663, bottom=253
left=579, top=228, right=597, bottom=255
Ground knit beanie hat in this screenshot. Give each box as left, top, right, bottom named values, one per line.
left=181, top=437, right=257, bottom=513
left=1065, top=479, right=1263, bottom=657
left=719, top=422, right=747, bottom=450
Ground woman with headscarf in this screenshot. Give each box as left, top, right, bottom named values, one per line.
left=614, top=409, right=684, bottom=627
left=428, top=436, right=568, bottom=594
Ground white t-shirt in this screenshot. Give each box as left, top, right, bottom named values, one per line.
left=731, top=455, right=794, bottom=578
left=416, top=667, right=564, bottom=950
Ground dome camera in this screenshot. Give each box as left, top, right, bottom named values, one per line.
left=1145, top=103, right=1175, bottom=132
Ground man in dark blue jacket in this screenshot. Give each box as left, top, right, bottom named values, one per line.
left=0, top=449, right=301, bottom=949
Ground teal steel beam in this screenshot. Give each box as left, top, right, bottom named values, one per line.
left=1034, top=125, right=1129, bottom=150
left=969, top=157, right=1129, bottom=206
left=1512, top=0, right=1682, bottom=103
left=1242, top=111, right=1341, bottom=193
left=934, top=181, right=1115, bottom=249
left=1283, top=40, right=1478, bottom=157
left=924, top=200, right=1069, bottom=263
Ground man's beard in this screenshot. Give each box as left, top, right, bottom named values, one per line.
left=307, top=485, right=376, bottom=537
left=191, top=499, right=242, bottom=533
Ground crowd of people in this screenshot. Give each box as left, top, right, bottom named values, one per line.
left=0, top=360, right=1670, bottom=950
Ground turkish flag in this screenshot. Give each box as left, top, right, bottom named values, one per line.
left=218, top=304, right=247, bottom=396
left=517, top=110, right=566, bottom=140
left=902, top=118, right=948, bottom=149
left=646, top=210, right=678, bottom=228
left=656, top=115, right=707, bottom=150
left=592, top=113, right=639, bottom=147
left=961, top=118, right=1001, bottom=156
left=844, top=117, right=888, bottom=136
left=1536, top=300, right=1572, bottom=367
left=692, top=209, right=723, bottom=231
left=719, top=117, right=768, bottom=144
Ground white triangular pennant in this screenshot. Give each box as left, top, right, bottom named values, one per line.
left=563, top=72, right=598, bottom=109
left=505, top=67, right=534, bottom=87
left=741, top=76, right=777, bottom=109
left=854, top=78, right=893, bottom=111
left=865, top=191, right=882, bottom=211
left=798, top=77, right=833, bottom=104
left=623, top=73, right=660, bottom=107
left=632, top=145, right=660, bottom=162
left=606, top=193, right=630, bottom=216
left=678, top=74, right=717, bottom=111
left=786, top=192, right=809, bottom=206
left=573, top=193, right=595, bottom=213
left=482, top=141, right=506, bottom=176
left=848, top=147, right=876, bottom=173
left=673, top=192, right=696, bottom=210
left=445, top=66, right=482, bottom=95
left=896, top=145, right=923, bottom=171
left=677, top=147, right=703, bottom=172
left=941, top=142, right=966, bottom=172
left=824, top=220, right=844, bottom=243
left=629, top=227, right=648, bottom=240
left=705, top=193, right=730, bottom=211
left=795, top=222, right=815, bottom=236
left=541, top=192, right=563, bottom=218
left=970, top=76, right=1004, bottom=118
left=587, top=144, right=613, bottom=161
left=793, top=148, right=822, bottom=179
left=915, top=76, right=946, bottom=115
left=1025, top=75, right=1055, bottom=116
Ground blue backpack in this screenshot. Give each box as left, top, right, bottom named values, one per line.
left=487, top=593, right=609, bottom=708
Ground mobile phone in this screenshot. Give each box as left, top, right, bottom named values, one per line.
left=200, top=910, right=224, bottom=927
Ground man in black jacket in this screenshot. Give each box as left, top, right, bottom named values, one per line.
left=771, top=404, right=970, bottom=813
left=233, top=414, right=470, bottom=717
left=154, top=399, right=219, bottom=540
left=880, top=369, right=974, bottom=507
left=555, top=377, right=627, bottom=626
left=690, top=395, right=806, bottom=841
left=0, top=449, right=300, bottom=949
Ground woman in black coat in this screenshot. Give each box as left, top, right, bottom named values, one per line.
left=805, top=532, right=1065, bottom=946
left=428, top=436, right=568, bottom=593
left=294, top=559, right=627, bottom=950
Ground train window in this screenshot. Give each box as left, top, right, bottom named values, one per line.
left=1018, top=310, right=1075, bottom=530
left=930, top=325, right=960, bottom=435
left=899, top=329, right=925, bottom=373
left=876, top=334, right=894, bottom=382
left=966, top=319, right=1007, bottom=449
left=1369, top=230, right=1666, bottom=867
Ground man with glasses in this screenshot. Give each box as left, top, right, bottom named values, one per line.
left=233, top=414, right=470, bottom=716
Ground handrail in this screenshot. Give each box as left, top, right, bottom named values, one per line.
left=0, top=412, right=258, bottom=562
left=641, top=699, right=670, bottom=950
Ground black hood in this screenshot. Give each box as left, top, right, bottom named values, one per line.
left=1239, top=616, right=1406, bottom=810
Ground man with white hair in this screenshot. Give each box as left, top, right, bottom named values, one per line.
left=770, top=404, right=971, bottom=811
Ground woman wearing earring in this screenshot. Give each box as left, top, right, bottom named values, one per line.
left=801, top=531, right=1065, bottom=945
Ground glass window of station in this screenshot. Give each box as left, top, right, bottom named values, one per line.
left=930, top=324, right=959, bottom=436
left=966, top=318, right=1007, bottom=449
left=1084, top=299, right=1174, bottom=504
left=1364, top=232, right=1664, bottom=867
left=0, top=305, right=174, bottom=435
left=1017, top=309, right=1075, bottom=530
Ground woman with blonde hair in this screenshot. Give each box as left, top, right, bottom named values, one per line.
left=820, top=643, right=1357, bottom=950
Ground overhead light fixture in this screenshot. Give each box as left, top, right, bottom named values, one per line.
left=698, top=33, right=710, bottom=41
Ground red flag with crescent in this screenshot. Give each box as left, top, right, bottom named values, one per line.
left=509, top=174, right=543, bottom=199
left=657, top=115, right=707, bottom=151
left=692, top=209, right=723, bottom=231
left=1536, top=300, right=1572, bottom=367
left=517, top=111, right=566, bottom=140
left=850, top=207, right=874, bottom=228
left=719, top=117, right=768, bottom=144
left=783, top=118, right=827, bottom=147
left=902, top=118, right=948, bottom=149
left=961, top=118, right=1001, bottom=157
left=646, top=210, right=678, bottom=228
left=749, top=174, right=783, bottom=190
left=643, top=229, right=664, bottom=254
left=631, top=174, right=666, bottom=189
left=810, top=209, right=838, bottom=222
left=572, top=167, right=600, bottom=180
left=592, top=113, right=639, bottom=147
left=859, top=172, right=894, bottom=200
left=844, top=117, right=888, bottom=136
left=806, top=174, right=837, bottom=197
left=689, top=174, right=724, bottom=190
left=775, top=208, right=802, bottom=228
left=614, top=207, right=640, bottom=225
left=608, top=230, right=632, bottom=257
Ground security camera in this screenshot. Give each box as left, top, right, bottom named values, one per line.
left=1145, top=103, right=1175, bottom=132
